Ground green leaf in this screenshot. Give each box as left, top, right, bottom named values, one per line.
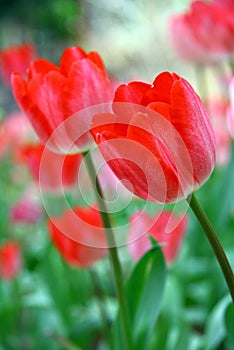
left=224, top=302, right=234, bottom=350
left=204, top=295, right=231, bottom=350
left=113, top=246, right=167, bottom=350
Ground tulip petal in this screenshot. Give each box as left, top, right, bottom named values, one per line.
left=91, top=113, right=128, bottom=138
left=142, top=72, right=178, bottom=105
left=127, top=113, right=182, bottom=202
left=95, top=131, right=168, bottom=203
left=11, top=72, right=52, bottom=142
left=148, top=102, right=171, bottom=122
left=114, top=81, right=150, bottom=104
left=88, top=51, right=107, bottom=76
left=63, top=59, right=112, bottom=118
left=27, top=59, right=59, bottom=79
left=27, top=71, right=66, bottom=132
left=60, top=46, right=87, bottom=75
left=171, top=78, right=216, bottom=184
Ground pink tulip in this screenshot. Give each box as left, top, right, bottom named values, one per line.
left=170, top=1, right=234, bottom=63
left=206, top=99, right=231, bottom=166
left=10, top=194, right=43, bottom=224
left=128, top=211, right=188, bottom=264
left=0, top=111, right=35, bottom=159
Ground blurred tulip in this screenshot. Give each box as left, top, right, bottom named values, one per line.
left=0, top=43, right=36, bottom=84
left=128, top=211, right=188, bottom=264
left=0, top=242, right=22, bottom=280
left=11, top=46, right=113, bottom=148
left=91, top=72, right=216, bottom=203
left=206, top=99, right=231, bottom=166
left=0, top=111, right=35, bottom=159
left=10, top=194, right=43, bottom=224
left=48, top=206, right=108, bottom=267
left=169, top=1, right=234, bottom=63
left=17, top=143, right=82, bottom=191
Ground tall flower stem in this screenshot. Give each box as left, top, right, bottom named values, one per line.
left=187, top=193, right=234, bottom=303
left=82, top=151, right=133, bottom=350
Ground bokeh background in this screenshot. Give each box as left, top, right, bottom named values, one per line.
left=0, top=0, right=234, bottom=349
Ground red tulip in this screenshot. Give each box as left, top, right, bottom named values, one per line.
left=0, top=242, right=22, bottom=280
left=17, top=142, right=82, bottom=191
left=91, top=72, right=216, bottom=203
left=48, top=206, right=108, bottom=267
left=170, top=1, right=234, bottom=63
left=11, top=46, right=113, bottom=148
left=128, top=211, right=187, bottom=264
left=0, top=43, right=36, bottom=84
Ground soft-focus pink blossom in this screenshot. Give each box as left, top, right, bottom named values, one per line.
left=170, top=1, right=234, bottom=63
left=0, top=111, right=36, bottom=158
left=206, top=99, right=231, bottom=166
left=128, top=211, right=188, bottom=264
left=10, top=194, right=43, bottom=224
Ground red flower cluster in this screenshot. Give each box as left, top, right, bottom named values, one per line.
left=170, top=0, right=234, bottom=63
left=8, top=44, right=217, bottom=279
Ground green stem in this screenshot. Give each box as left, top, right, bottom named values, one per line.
left=187, top=193, right=234, bottom=303
left=83, top=151, right=134, bottom=350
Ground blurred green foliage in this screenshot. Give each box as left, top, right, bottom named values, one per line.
left=0, top=0, right=80, bottom=39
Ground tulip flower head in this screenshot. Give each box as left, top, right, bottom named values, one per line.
left=11, top=46, right=113, bottom=151
left=91, top=72, right=216, bottom=203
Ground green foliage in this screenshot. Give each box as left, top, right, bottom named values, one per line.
left=113, top=246, right=166, bottom=350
